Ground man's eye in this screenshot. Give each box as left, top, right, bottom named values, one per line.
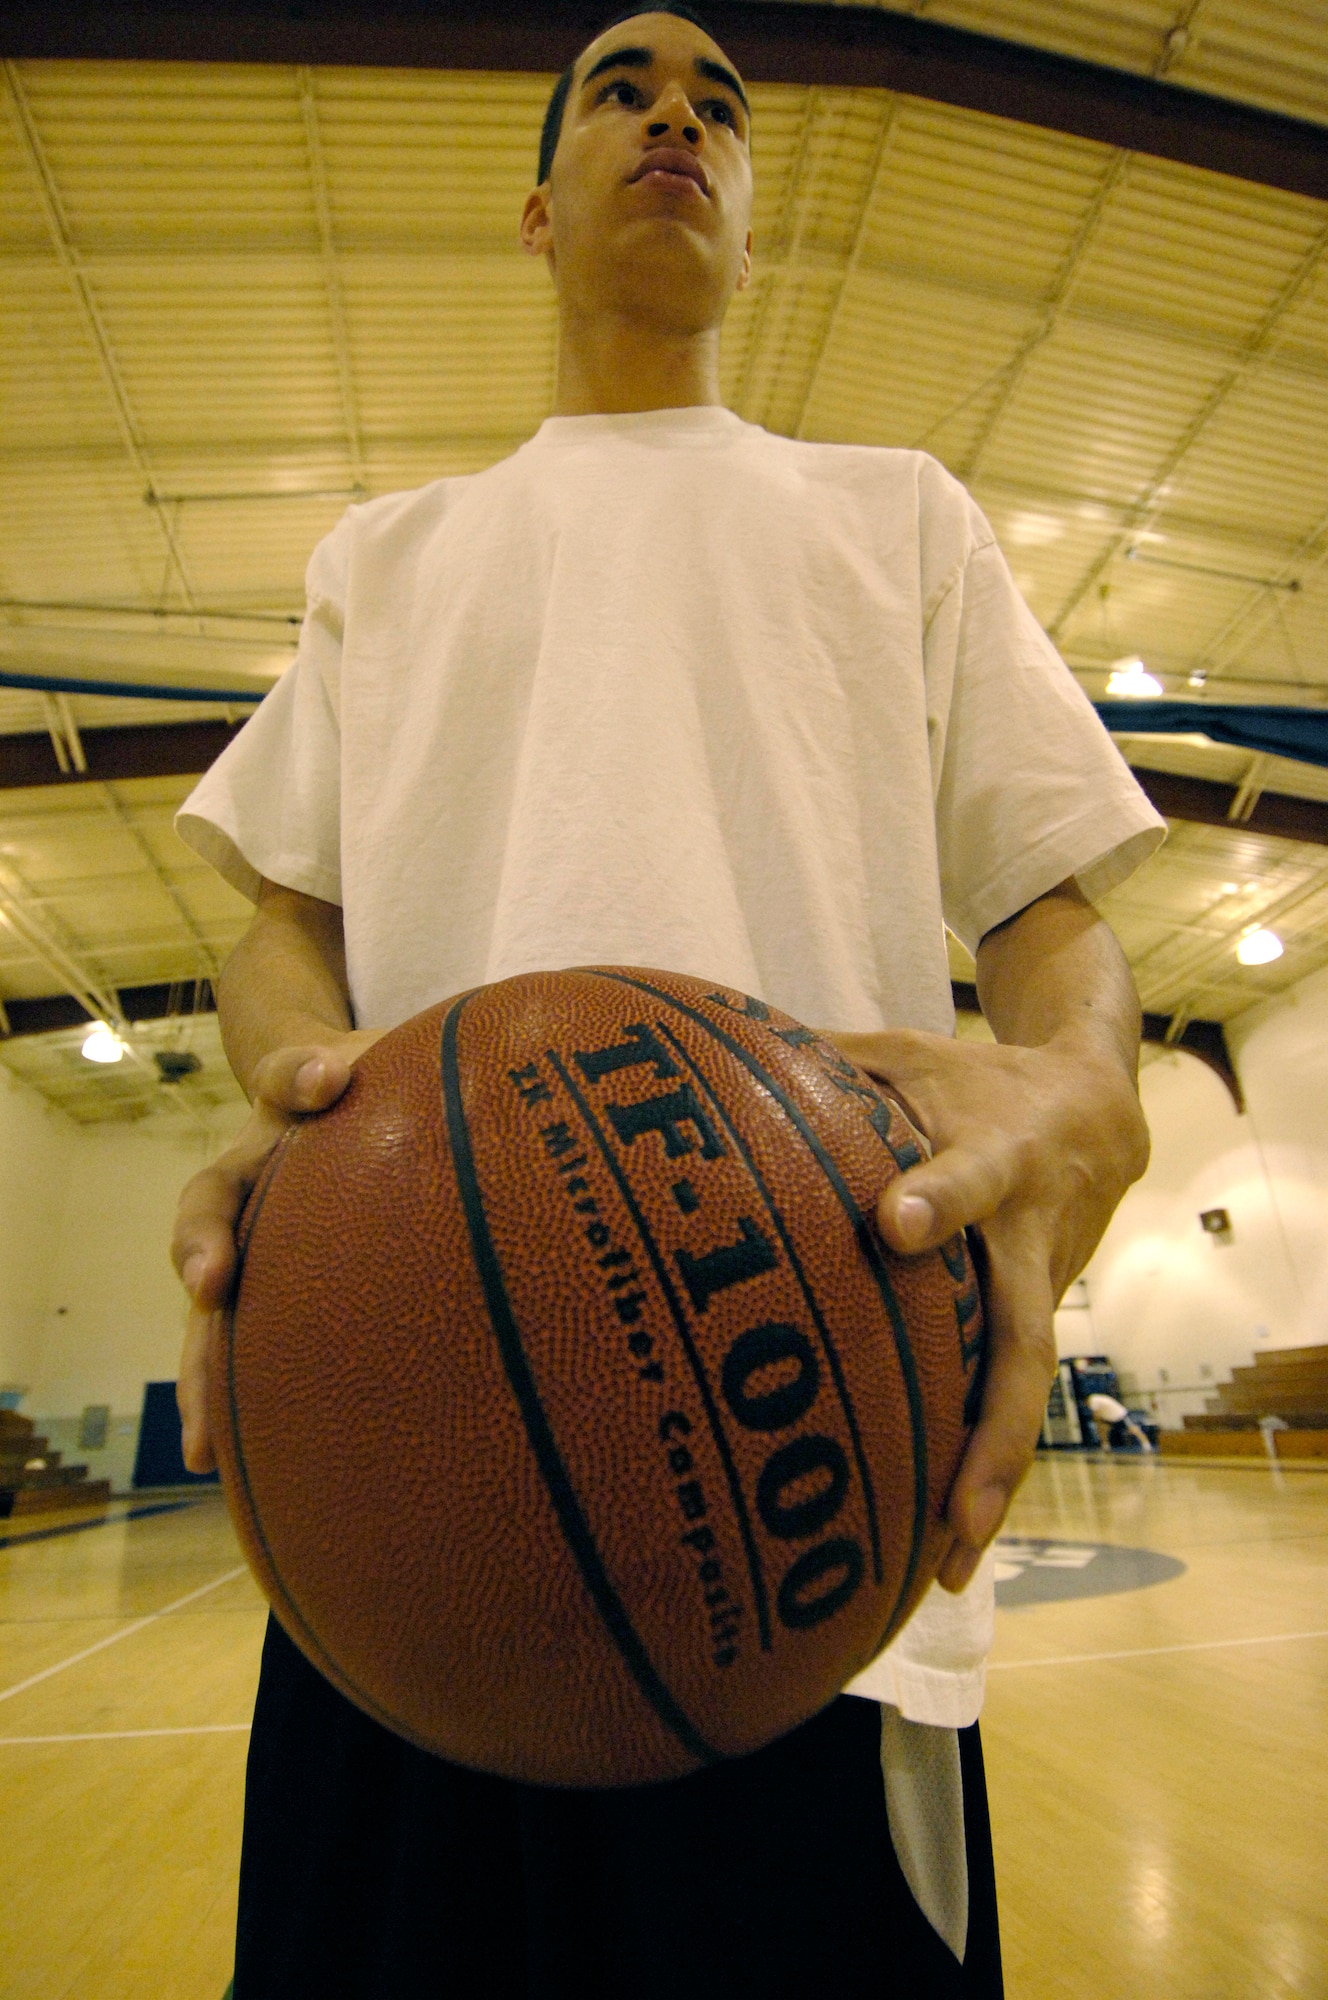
left=706, top=100, right=736, bottom=127
left=600, top=80, right=641, bottom=106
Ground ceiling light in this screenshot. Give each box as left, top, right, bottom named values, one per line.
left=81, top=1022, right=125, bottom=1064
left=1187, top=670, right=1207, bottom=689
left=1105, top=656, right=1164, bottom=698
left=1220, top=882, right=1239, bottom=895
left=1236, top=929, right=1283, bottom=967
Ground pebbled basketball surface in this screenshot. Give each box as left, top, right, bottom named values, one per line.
left=215, top=968, right=986, bottom=1787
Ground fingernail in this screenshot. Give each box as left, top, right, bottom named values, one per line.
left=183, top=1253, right=206, bottom=1298
left=940, top=1545, right=981, bottom=1594
left=296, top=1058, right=326, bottom=1095
left=969, top=1484, right=1005, bottom=1547
left=894, top=1193, right=934, bottom=1248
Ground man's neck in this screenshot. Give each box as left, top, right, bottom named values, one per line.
left=552, top=304, right=723, bottom=415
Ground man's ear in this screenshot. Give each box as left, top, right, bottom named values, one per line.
left=734, top=228, right=754, bottom=293
left=520, top=186, right=553, bottom=260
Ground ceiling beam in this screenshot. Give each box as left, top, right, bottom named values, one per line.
left=1045, top=223, right=1328, bottom=645
left=2, top=59, right=201, bottom=611
left=3, top=3, right=1327, bottom=201
left=97, top=779, right=221, bottom=981
left=4, top=246, right=1328, bottom=398
left=1, top=977, right=216, bottom=1039
left=4, top=725, right=1328, bottom=850
left=950, top=981, right=1243, bottom=1106
left=0, top=720, right=245, bottom=790
left=298, top=66, right=367, bottom=495
left=1131, top=767, right=1328, bottom=849
left=1, top=969, right=1241, bottom=1118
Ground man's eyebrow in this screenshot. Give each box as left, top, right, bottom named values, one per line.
left=580, top=45, right=654, bottom=90
left=579, top=44, right=750, bottom=115
left=694, top=56, right=749, bottom=113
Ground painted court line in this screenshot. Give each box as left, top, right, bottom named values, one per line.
left=0, top=1498, right=196, bottom=1550
left=0, top=1723, right=251, bottom=1745
left=989, top=1627, right=1328, bottom=1671
left=0, top=1565, right=247, bottom=1708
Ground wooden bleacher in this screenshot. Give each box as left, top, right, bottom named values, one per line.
left=1160, top=1344, right=1328, bottom=1460
left=0, top=1409, right=111, bottom=1520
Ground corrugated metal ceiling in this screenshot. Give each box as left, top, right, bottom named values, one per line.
left=821, top=0, right=1328, bottom=127
left=2, top=27, right=1326, bottom=1116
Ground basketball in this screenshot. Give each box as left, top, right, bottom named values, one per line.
left=211, top=967, right=986, bottom=1787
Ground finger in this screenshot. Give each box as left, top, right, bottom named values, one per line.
left=938, top=1244, right=1055, bottom=1592
left=177, top=1303, right=219, bottom=1476
left=826, top=1026, right=934, bottom=1088
left=170, top=1128, right=279, bottom=1303
left=876, top=1139, right=1016, bottom=1255
left=175, top=1238, right=237, bottom=1314
left=250, top=1042, right=355, bottom=1116
left=170, top=1087, right=303, bottom=1289
left=171, top=1188, right=241, bottom=1311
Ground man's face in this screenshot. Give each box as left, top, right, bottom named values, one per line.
left=521, top=12, right=754, bottom=334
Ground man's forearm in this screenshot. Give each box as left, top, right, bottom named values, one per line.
left=975, top=879, right=1142, bottom=1083
left=808, top=878, right=1150, bottom=1584
left=218, top=882, right=354, bottom=1099
left=973, top=878, right=1150, bottom=1294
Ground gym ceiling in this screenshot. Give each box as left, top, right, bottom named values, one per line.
left=2, top=0, right=1327, bottom=1123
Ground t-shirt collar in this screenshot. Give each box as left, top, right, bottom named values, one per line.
left=528, top=405, right=748, bottom=448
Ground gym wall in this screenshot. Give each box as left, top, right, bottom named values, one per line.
left=0, top=1071, right=244, bottom=1422
left=2, top=961, right=1326, bottom=1446
left=0, top=1066, right=70, bottom=1398
left=1080, top=958, right=1328, bottom=1425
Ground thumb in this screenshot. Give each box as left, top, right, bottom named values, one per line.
left=876, top=1141, right=1014, bottom=1255
left=249, top=1042, right=355, bottom=1117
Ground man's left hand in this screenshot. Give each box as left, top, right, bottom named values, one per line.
left=825, top=1013, right=1148, bottom=1593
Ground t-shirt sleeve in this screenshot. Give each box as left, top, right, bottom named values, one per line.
left=927, top=528, right=1165, bottom=954
left=175, top=517, right=349, bottom=906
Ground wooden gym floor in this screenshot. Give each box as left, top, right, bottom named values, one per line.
left=0, top=1458, right=1324, bottom=1999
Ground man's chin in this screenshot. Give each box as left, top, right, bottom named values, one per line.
left=607, top=224, right=738, bottom=299
left=610, top=268, right=734, bottom=337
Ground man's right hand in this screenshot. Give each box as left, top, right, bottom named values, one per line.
left=170, top=1031, right=383, bottom=1474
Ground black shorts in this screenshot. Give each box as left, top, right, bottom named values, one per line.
left=233, top=1614, right=1002, bottom=1999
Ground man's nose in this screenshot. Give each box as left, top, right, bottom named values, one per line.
left=645, top=85, right=702, bottom=146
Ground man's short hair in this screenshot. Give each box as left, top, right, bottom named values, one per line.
left=537, top=4, right=722, bottom=186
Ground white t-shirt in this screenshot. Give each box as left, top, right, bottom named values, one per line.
left=178, top=404, right=1164, bottom=1726
left=1087, top=1393, right=1130, bottom=1425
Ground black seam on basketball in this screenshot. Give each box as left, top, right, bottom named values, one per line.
left=439, top=996, right=721, bottom=1768
left=595, top=974, right=929, bottom=1640
left=654, top=1021, right=883, bottom=1588
left=233, top=1121, right=294, bottom=1264
left=546, top=1047, right=774, bottom=1655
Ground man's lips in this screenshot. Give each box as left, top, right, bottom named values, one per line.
left=629, top=149, right=709, bottom=195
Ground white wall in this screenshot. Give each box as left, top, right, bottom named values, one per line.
left=1080, top=959, right=1328, bottom=1423
left=0, top=1066, right=70, bottom=1395
left=0, top=1078, right=246, bottom=1459
left=1228, top=960, right=1328, bottom=1341
left=4, top=961, right=1326, bottom=1446
left=35, top=1113, right=244, bottom=1416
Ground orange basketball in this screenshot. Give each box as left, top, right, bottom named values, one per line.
left=212, top=967, right=985, bottom=1787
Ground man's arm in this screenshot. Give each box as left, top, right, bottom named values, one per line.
left=214, top=879, right=356, bottom=1097
left=170, top=881, right=384, bottom=1472
left=825, top=879, right=1148, bottom=1592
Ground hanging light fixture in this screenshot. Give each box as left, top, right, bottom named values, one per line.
left=81, top=1021, right=125, bottom=1064
left=1236, top=929, right=1284, bottom=967
left=1105, top=654, right=1164, bottom=698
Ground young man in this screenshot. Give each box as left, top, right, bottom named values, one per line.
left=173, top=8, right=1163, bottom=1992
left=1088, top=1390, right=1155, bottom=1453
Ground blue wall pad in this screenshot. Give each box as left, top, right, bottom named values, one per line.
left=133, top=1381, right=220, bottom=1488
